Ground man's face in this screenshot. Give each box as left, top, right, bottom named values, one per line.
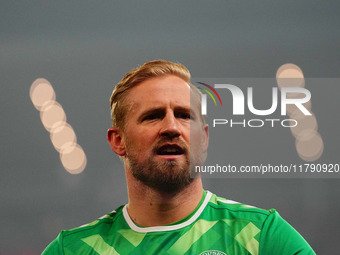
left=121, top=75, right=208, bottom=193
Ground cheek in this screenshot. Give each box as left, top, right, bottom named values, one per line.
left=127, top=130, right=155, bottom=153
left=190, top=123, right=208, bottom=149
left=189, top=129, right=203, bottom=149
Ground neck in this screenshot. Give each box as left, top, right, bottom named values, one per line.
left=125, top=169, right=203, bottom=227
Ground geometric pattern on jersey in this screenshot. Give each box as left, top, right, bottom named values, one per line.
left=42, top=190, right=316, bottom=255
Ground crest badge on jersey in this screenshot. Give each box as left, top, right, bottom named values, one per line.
left=199, top=250, right=227, bottom=255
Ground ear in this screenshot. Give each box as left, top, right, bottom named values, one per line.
left=202, top=124, right=209, bottom=152
left=107, top=127, right=126, bottom=156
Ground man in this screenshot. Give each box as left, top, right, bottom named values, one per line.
left=43, top=60, right=315, bottom=254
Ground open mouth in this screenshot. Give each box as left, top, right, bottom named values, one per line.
left=156, top=144, right=185, bottom=156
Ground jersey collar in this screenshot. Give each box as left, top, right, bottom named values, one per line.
left=122, top=190, right=212, bottom=233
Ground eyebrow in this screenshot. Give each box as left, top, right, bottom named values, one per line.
left=138, top=106, right=197, bottom=122
left=174, top=106, right=192, bottom=115
left=137, top=107, right=165, bottom=122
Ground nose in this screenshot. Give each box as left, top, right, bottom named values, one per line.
left=159, top=112, right=181, bottom=139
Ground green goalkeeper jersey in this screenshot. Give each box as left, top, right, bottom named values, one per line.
left=43, top=190, right=315, bottom=255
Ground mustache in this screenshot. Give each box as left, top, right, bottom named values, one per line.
left=152, top=137, right=189, bottom=155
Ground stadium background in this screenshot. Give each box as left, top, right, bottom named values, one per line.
left=1, top=1, right=339, bottom=254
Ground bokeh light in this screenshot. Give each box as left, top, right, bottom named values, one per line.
left=30, top=78, right=56, bottom=110
left=276, top=63, right=324, bottom=162
left=50, top=123, right=77, bottom=152
left=296, top=130, right=324, bottom=162
left=290, top=112, right=318, bottom=138
left=30, top=78, right=86, bottom=174
left=277, top=64, right=304, bottom=78
left=60, top=144, right=87, bottom=174
left=286, top=100, right=312, bottom=116
left=40, top=101, right=67, bottom=132
left=276, top=63, right=305, bottom=89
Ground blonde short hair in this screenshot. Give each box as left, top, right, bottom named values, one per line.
left=110, top=60, right=202, bottom=128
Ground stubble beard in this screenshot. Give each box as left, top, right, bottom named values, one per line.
left=127, top=154, right=192, bottom=193
left=125, top=139, right=205, bottom=194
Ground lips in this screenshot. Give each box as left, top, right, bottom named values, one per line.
left=156, top=144, right=185, bottom=156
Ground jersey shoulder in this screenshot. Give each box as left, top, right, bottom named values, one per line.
left=205, top=192, right=316, bottom=255
left=208, top=191, right=275, bottom=217
left=43, top=206, right=125, bottom=254
left=63, top=205, right=123, bottom=238
left=202, top=191, right=277, bottom=238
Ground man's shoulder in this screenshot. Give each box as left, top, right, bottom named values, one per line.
left=203, top=191, right=316, bottom=254
left=42, top=206, right=127, bottom=254
left=48, top=205, right=125, bottom=252
left=62, top=206, right=123, bottom=238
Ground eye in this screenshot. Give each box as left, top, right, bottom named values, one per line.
left=143, top=113, right=163, bottom=121
left=176, top=112, right=191, bottom=120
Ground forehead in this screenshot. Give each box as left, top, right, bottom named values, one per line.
left=127, top=75, right=193, bottom=107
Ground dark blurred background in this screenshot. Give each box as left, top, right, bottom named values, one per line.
left=1, top=1, right=339, bottom=254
